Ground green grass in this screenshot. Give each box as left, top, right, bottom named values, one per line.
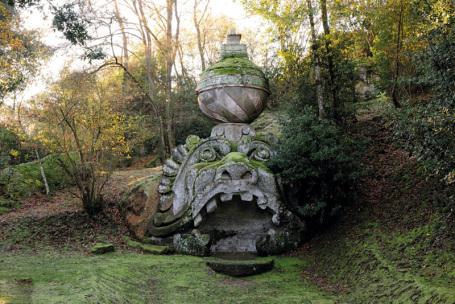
left=0, top=253, right=334, bottom=304
left=300, top=204, right=455, bottom=304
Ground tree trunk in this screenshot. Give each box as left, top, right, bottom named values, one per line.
left=391, top=0, right=404, bottom=108
left=193, top=0, right=208, bottom=71
left=319, top=0, right=339, bottom=120
left=164, top=0, right=177, bottom=153
left=136, top=0, right=170, bottom=158
left=114, top=0, right=129, bottom=70
left=35, top=149, right=50, bottom=195
left=114, top=0, right=129, bottom=92
left=306, top=0, right=325, bottom=119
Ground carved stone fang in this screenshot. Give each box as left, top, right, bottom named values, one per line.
left=220, top=193, right=233, bottom=202
left=172, top=145, right=187, bottom=163
left=165, top=159, right=180, bottom=170
left=240, top=192, right=253, bottom=201
left=257, top=197, right=267, bottom=209
left=272, top=214, right=280, bottom=225
left=206, top=198, right=217, bottom=214
left=163, top=164, right=177, bottom=177
left=158, top=183, right=172, bottom=194
left=194, top=213, right=203, bottom=227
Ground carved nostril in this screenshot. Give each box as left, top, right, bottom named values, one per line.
left=220, top=170, right=231, bottom=180
left=241, top=171, right=253, bottom=180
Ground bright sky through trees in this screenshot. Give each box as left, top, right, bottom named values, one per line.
left=16, top=0, right=265, bottom=103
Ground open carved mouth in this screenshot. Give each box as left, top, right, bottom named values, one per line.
left=191, top=182, right=280, bottom=228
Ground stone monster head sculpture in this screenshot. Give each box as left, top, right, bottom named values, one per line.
left=148, top=123, right=285, bottom=237
left=146, top=31, right=303, bottom=254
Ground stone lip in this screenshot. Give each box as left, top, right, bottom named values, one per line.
left=205, top=257, right=274, bottom=276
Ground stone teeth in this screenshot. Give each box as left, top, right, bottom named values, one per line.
left=257, top=197, right=267, bottom=209
left=163, top=164, right=177, bottom=177
left=220, top=193, right=233, bottom=202
left=240, top=192, right=253, bottom=201
left=206, top=198, right=217, bottom=214
left=194, top=214, right=203, bottom=227
left=272, top=214, right=280, bottom=225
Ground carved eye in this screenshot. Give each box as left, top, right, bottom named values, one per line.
left=199, top=146, right=217, bottom=162
left=251, top=146, right=271, bottom=161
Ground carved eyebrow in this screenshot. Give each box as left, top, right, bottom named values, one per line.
left=238, top=141, right=271, bottom=155
left=194, top=139, right=232, bottom=158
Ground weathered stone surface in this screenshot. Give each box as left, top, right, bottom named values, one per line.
left=122, top=174, right=161, bottom=240
left=91, top=243, right=115, bottom=254
left=205, top=257, right=274, bottom=277
left=173, top=232, right=211, bottom=256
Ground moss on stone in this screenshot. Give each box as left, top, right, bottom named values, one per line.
left=173, top=233, right=211, bottom=256
left=185, top=135, right=201, bottom=153
left=201, top=56, right=264, bottom=78
left=193, top=152, right=271, bottom=173
left=126, top=237, right=173, bottom=254
left=91, top=243, right=115, bottom=254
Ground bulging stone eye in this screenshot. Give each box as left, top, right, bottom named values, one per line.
left=251, top=146, right=271, bottom=161
left=199, top=147, right=217, bottom=162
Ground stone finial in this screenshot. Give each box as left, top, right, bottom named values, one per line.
left=226, top=28, right=241, bottom=44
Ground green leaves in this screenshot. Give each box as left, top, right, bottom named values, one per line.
left=52, top=3, right=90, bottom=46
left=269, top=106, right=359, bottom=218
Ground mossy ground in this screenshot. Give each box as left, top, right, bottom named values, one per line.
left=0, top=252, right=334, bottom=303
left=298, top=99, right=455, bottom=303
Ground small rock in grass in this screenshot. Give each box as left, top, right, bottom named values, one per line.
left=126, top=237, right=173, bottom=254
left=91, top=243, right=115, bottom=254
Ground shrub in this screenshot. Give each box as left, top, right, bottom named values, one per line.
left=392, top=103, right=454, bottom=184
left=391, top=15, right=455, bottom=185
left=0, top=126, right=20, bottom=168
left=0, top=154, right=73, bottom=200
left=268, top=106, right=359, bottom=223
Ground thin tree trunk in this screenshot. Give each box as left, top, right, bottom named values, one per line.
left=391, top=0, right=404, bottom=108
left=136, top=0, right=170, bottom=158
left=319, top=0, right=339, bottom=120
left=193, top=0, right=209, bottom=71
left=306, top=0, right=325, bottom=119
left=164, top=0, right=177, bottom=153
left=35, top=149, right=50, bottom=195
left=114, top=0, right=129, bottom=71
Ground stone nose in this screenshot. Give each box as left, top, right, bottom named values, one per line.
left=216, top=163, right=257, bottom=182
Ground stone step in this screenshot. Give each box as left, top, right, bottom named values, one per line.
left=205, top=257, right=274, bottom=277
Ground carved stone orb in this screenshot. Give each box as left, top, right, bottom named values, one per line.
left=196, top=33, right=269, bottom=123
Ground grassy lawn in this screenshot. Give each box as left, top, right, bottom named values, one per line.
left=0, top=252, right=334, bottom=304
